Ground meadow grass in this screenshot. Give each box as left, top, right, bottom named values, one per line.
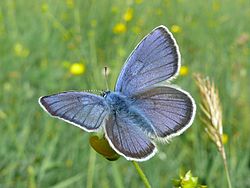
left=0, top=0, right=250, bottom=187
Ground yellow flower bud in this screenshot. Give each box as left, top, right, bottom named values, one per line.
left=171, top=25, right=182, bottom=33
left=69, top=63, right=85, bottom=75
left=113, top=23, right=126, bottom=34
left=89, top=135, right=120, bottom=161
left=180, top=66, right=189, bottom=76
left=123, top=8, right=133, bottom=22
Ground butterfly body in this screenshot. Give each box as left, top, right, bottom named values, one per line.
left=39, top=25, right=196, bottom=161
left=104, top=91, right=131, bottom=113
left=104, top=91, right=155, bottom=135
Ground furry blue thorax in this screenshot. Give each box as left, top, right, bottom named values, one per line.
left=103, top=91, right=155, bottom=135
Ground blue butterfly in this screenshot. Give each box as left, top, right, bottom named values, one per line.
left=39, top=25, right=196, bottom=161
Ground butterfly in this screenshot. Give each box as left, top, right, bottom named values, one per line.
left=39, top=25, right=196, bottom=162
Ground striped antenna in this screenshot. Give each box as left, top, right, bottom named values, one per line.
left=104, top=66, right=109, bottom=91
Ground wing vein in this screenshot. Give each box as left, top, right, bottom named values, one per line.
left=93, top=108, right=105, bottom=128
left=115, top=115, right=129, bottom=154
left=82, top=104, right=95, bottom=125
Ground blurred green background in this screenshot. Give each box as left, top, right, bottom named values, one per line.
left=0, top=0, right=249, bottom=187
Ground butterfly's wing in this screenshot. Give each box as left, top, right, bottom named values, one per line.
left=39, top=92, right=109, bottom=132
left=115, top=25, right=180, bottom=96
left=104, top=113, right=157, bottom=161
left=132, top=86, right=196, bottom=140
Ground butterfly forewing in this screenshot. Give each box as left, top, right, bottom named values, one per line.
left=39, top=92, right=109, bottom=132
left=132, top=86, right=196, bottom=140
left=104, top=113, right=157, bottom=161
left=115, top=25, right=180, bottom=96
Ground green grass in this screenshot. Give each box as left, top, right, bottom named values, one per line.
left=0, top=0, right=250, bottom=187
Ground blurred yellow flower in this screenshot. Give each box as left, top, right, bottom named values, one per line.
left=113, top=23, right=126, bottom=34
left=65, top=159, right=73, bottom=168
left=60, top=12, right=69, bottom=22
left=88, top=30, right=95, bottom=38
left=132, top=26, right=141, bottom=34
left=212, top=2, right=220, bottom=11
left=171, top=25, right=182, bottom=33
left=69, top=62, right=85, bottom=75
left=41, top=3, right=48, bottom=13
left=13, top=42, right=30, bottom=58
left=156, top=9, right=163, bottom=16
left=179, top=65, right=188, bottom=76
left=90, top=19, right=97, bottom=28
left=66, top=0, right=74, bottom=8
left=135, top=0, right=143, bottom=4
left=123, top=8, right=133, bottom=22
left=0, top=109, right=7, bottom=120
left=222, top=133, right=228, bottom=145
left=3, top=82, right=12, bottom=92
left=63, top=32, right=72, bottom=41
left=27, top=165, right=35, bottom=177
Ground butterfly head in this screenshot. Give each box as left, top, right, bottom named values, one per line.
left=101, top=90, right=111, bottom=98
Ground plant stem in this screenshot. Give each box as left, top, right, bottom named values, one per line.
left=221, top=148, right=232, bottom=188
left=87, top=148, right=96, bottom=188
left=112, top=163, right=124, bottom=188
left=132, top=161, right=151, bottom=188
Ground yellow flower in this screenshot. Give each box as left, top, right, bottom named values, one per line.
left=3, top=82, right=12, bottom=92
left=113, top=23, right=126, bottom=34
left=132, top=26, right=141, bottom=34
left=0, top=109, right=7, bottom=120
left=41, top=3, right=48, bottom=13
left=65, top=159, right=73, bottom=168
left=212, top=2, right=220, bottom=11
left=69, top=62, right=85, bottom=75
left=13, top=42, right=30, bottom=58
left=123, top=8, right=133, bottom=22
left=27, top=166, right=35, bottom=176
left=179, top=65, right=188, bottom=76
left=222, top=133, right=228, bottom=145
left=135, top=0, right=143, bottom=4
left=156, top=8, right=163, bottom=16
left=66, top=0, right=74, bottom=8
left=90, top=19, right=97, bottom=28
left=171, top=25, right=182, bottom=33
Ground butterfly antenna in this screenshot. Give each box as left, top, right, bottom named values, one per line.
left=104, top=66, right=109, bottom=91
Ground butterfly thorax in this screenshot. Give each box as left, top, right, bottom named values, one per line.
left=104, top=91, right=155, bottom=134
left=104, top=91, right=131, bottom=113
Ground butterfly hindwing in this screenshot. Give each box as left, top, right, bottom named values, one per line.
left=132, top=86, right=196, bottom=140
left=39, top=92, right=109, bottom=132
left=104, top=113, right=157, bottom=161
left=115, top=25, right=180, bottom=96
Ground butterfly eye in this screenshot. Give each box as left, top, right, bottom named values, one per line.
left=101, top=91, right=110, bottom=98
left=101, top=91, right=106, bottom=97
